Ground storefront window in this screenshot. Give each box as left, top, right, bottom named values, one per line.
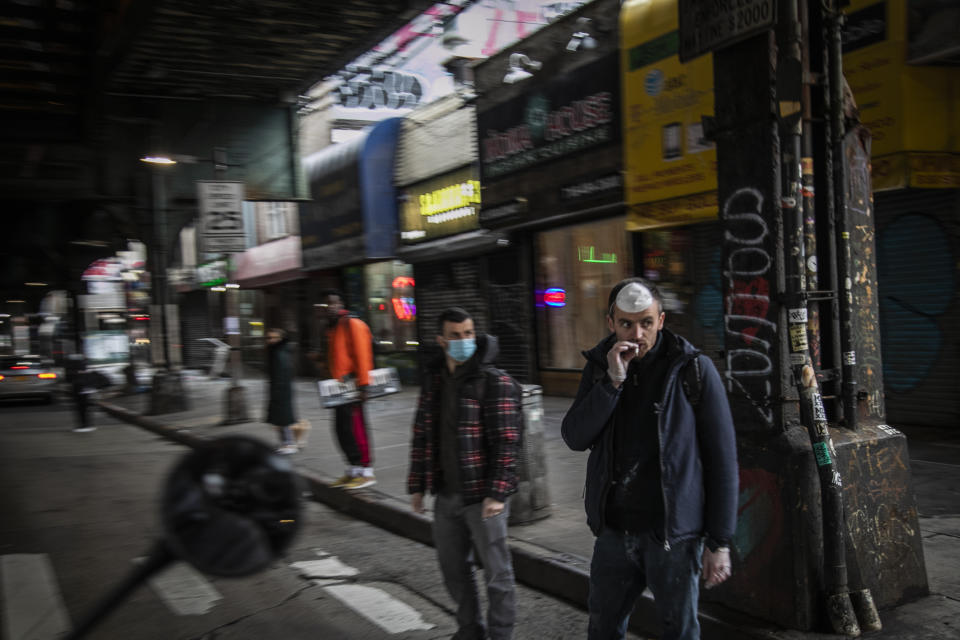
left=636, top=224, right=725, bottom=368
left=536, top=218, right=630, bottom=369
left=364, top=261, right=417, bottom=353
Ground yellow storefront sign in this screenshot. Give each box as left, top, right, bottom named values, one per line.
left=399, top=166, right=481, bottom=243
left=844, top=0, right=960, bottom=189
left=622, top=0, right=717, bottom=230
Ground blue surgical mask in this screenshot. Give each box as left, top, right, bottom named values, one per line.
left=446, top=338, right=477, bottom=363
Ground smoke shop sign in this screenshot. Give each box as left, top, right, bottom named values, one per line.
left=479, top=54, right=620, bottom=180
left=400, top=166, right=481, bottom=243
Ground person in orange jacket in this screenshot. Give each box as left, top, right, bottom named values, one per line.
left=318, top=290, right=376, bottom=489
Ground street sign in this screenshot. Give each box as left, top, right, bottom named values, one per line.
left=198, top=180, right=246, bottom=254
left=196, top=258, right=228, bottom=287
left=678, top=0, right=777, bottom=62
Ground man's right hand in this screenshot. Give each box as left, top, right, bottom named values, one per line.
left=411, top=492, right=425, bottom=514
left=606, top=341, right=639, bottom=388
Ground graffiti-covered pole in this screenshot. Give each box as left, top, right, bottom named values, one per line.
left=780, top=0, right=858, bottom=634
left=827, top=2, right=859, bottom=432
left=683, top=0, right=927, bottom=630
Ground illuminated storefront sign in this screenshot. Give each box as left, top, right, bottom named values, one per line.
left=578, top=246, right=618, bottom=264
left=543, top=288, right=567, bottom=307
left=400, top=166, right=481, bottom=243
left=622, top=0, right=718, bottom=230
left=418, top=180, right=481, bottom=217
left=197, top=259, right=229, bottom=287
left=842, top=0, right=960, bottom=190
left=391, top=275, right=417, bottom=321
left=478, top=52, right=620, bottom=181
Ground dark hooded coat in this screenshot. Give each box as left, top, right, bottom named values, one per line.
left=561, top=328, right=739, bottom=550
left=266, top=337, right=296, bottom=427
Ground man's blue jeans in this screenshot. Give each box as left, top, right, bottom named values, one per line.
left=588, top=529, right=703, bottom=640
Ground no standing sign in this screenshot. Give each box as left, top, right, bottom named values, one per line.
left=198, top=181, right=246, bottom=254
left=678, top=0, right=777, bottom=62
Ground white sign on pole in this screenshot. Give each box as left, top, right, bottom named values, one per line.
left=198, top=181, right=246, bottom=254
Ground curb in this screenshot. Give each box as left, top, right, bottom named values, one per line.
left=97, top=399, right=770, bottom=640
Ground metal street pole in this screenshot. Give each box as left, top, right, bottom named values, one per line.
left=216, top=147, right=249, bottom=424
left=149, top=163, right=188, bottom=414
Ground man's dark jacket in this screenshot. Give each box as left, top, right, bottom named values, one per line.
left=561, top=329, right=738, bottom=550
left=407, top=334, right=520, bottom=505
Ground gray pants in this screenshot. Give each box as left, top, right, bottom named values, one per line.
left=433, top=492, right=516, bottom=640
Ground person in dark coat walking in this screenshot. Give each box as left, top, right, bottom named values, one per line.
left=67, top=354, right=96, bottom=433
left=562, top=278, right=739, bottom=640
left=265, top=328, right=297, bottom=454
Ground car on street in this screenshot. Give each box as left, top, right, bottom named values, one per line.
left=0, top=355, right=59, bottom=403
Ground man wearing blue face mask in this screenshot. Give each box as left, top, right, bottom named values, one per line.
left=408, top=307, right=521, bottom=640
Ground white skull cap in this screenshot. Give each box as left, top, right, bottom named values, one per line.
left=615, top=282, right=654, bottom=313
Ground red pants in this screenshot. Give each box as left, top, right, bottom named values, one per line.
left=333, top=402, right=372, bottom=467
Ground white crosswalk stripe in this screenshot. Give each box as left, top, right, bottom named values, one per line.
left=141, top=559, right=223, bottom=616
left=291, top=549, right=437, bottom=635
left=1, top=554, right=72, bottom=640
left=324, top=583, right=437, bottom=634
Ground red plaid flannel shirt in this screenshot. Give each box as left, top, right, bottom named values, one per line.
left=407, top=366, right=520, bottom=504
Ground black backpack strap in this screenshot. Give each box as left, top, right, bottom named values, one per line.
left=681, top=355, right=704, bottom=410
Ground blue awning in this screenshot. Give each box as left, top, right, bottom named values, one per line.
left=300, top=117, right=402, bottom=270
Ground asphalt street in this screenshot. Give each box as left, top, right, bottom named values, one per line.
left=0, top=392, right=645, bottom=640
left=2, top=370, right=959, bottom=640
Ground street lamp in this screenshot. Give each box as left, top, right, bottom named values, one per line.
left=145, top=152, right=189, bottom=414
left=140, top=155, right=177, bottom=165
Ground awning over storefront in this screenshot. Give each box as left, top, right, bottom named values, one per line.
left=299, top=118, right=403, bottom=271
left=234, top=234, right=303, bottom=288
left=396, top=228, right=510, bottom=264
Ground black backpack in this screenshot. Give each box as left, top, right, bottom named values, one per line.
left=473, top=365, right=526, bottom=447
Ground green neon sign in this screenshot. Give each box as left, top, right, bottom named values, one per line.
left=578, top=246, right=618, bottom=264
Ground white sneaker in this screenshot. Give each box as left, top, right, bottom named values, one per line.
left=73, top=427, right=96, bottom=433
left=343, top=475, right=377, bottom=490
left=275, top=444, right=298, bottom=455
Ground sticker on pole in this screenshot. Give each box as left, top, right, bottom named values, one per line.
left=789, top=324, right=808, bottom=352
left=813, top=393, right=827, bottom=422
left=789, top=353, right=806, bottom=365
left=788, top=308, right=808, bottom=324
left=843, top=351, right=856, bottom=366
left=813, top=441, right=832, bottom=467
left=832, top=470, right=843, bottom=487
left=877, top=424, right=901, bottom=437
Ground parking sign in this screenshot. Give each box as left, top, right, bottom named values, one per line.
left=198, top=181, right=245, bottom=254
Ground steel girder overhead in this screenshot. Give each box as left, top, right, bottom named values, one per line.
left=0, top=0, right=434, bottom=304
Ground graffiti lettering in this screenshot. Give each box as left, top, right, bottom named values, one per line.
left=723, top=187, right=776, bottom=427
left=337, top=67, right=425, bottom=110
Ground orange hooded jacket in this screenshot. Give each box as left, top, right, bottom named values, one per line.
left=327, top=313, right=374, bottom=387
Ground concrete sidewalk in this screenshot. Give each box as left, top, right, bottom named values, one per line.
left=97, top=371, right=959, bottom=639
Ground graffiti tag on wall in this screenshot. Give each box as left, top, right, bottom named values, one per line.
left=337, top=67, right=425, bottom=110
left=845, top=127, right=885, bottom=418
left=722, top=187, right=778, bottom=428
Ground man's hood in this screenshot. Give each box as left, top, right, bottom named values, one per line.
left=581, top=328, right=698, bottom=370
